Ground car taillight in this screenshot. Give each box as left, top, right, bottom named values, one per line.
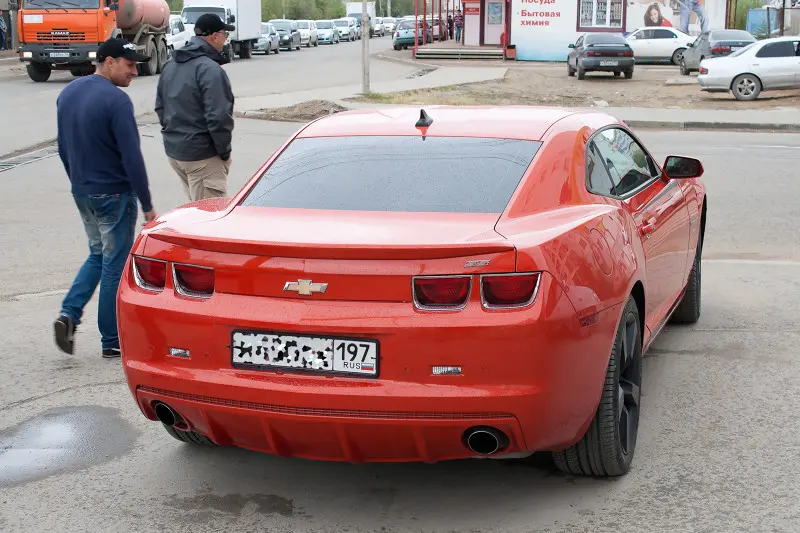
left=173, top=263, right=215, bottom=298
left=481, top=273, right=540, bottom=308
left=586, top=51, right=596, bottom=56
left=700, top=67, right=708, bottom=74
left=623, top=50, right=633, bottom=56
left=711, top=45, right=730, bottom=54
left=133, top=256, right=167, bottom=291
left=413, top=276, right=471, bottom=309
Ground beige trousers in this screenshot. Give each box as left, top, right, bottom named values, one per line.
left=169, top=155, right=232, bottom=201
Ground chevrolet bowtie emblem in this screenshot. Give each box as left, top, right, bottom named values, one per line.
left=283, top=279, right=328, bottom=296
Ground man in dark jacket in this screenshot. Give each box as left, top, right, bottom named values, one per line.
left=155, top=14, right=235, bottom=201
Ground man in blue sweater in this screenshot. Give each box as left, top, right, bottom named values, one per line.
left=54, top=38, right=157, bottom=359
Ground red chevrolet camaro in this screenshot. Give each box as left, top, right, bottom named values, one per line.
left=118, top=106, right=706, bottom=477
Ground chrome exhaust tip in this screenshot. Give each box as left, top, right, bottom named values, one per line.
left=153, top=402, right=179, bottom=427
left=464, top=426, right=510, bottom=455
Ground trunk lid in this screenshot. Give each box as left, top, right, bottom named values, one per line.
left=146, top=207, right=517, bottom=302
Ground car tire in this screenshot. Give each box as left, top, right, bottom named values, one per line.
left=567, top=61, right=575, bottom=76
left=624, top=69, right=633, bottom=79
left=732, top=73, right=761, bottom=101
left=680, top=58, right=689, bottom=76
left=394, top=44, right=400, bottom=50
left=551, top=295, right=643, bottom=477
left=614, top=71, right=621, bottom=77
left=163, top=424, right=217, bottom=446
left=672, top=47, right=685, bottom=66
left=670, top=232, right=702, bottom=324
left=577, top=65, right=586, bottom=80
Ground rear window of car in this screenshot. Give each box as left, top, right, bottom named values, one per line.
left=398, top=20, right=414, bottom=29
left=711, top=30, right=754, bottom=41
left=585, top=34, right=627, bottom=45
left=240, top=136, right=542, bottom=213
left=298, top=22, right=309, bottom=28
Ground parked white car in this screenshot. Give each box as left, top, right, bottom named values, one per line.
left=625, top=27, right=694, bottom=65
left=381, top=17, right=397, bottom=34
left=334, top=18, right=357, bottom=41
left=374, top=17, right=385, bottom=36
left=297, top=20, right=319, bottom=47
left=697, top=36, right=800, bottom=101
left=166, top=15, right=192, bottom=57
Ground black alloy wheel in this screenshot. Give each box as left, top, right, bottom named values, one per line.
left=551, top=296, right=643, bottom=476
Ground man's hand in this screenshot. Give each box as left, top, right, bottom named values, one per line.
left=144, top=210, right=157, bottom=223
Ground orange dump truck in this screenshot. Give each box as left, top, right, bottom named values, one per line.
left=17, top=0, right=170, bottom=82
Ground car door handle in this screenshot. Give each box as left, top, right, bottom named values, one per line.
left=640, top=219, right=657, bottom=237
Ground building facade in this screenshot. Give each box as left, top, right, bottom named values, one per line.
left=460, top=0, right=730, bottom=60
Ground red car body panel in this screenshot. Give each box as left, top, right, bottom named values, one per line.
left=118, top=106, right=705, bottom=463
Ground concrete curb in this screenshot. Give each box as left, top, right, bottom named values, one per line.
left=374, top=52, right=442, bottom=70
left=624, top=120, right=800, bottom=132
left=237, top=103, right=800, bottom=133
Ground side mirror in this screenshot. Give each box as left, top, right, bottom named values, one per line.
left=686, top=42, right=693, bottom=47
left=663, top=156, right=703, bottom=179
left=568, top=43, right=575, bottom=48
left=229, top=15, right=235, bottom=22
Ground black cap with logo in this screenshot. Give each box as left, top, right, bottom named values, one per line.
left=96, top=38, right=151, bottom=63
left=194, top=13, right=236, bottom=36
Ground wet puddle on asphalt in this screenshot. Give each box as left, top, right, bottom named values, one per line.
left=0, top=405, right=137, bottom=488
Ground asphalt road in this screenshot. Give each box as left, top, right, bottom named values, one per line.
left=0, top=36, right=413, bottom=156
left=1, top=123, right=799, bottom=532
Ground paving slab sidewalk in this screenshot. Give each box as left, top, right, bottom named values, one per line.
left=235, top=66, right=508, bottom=112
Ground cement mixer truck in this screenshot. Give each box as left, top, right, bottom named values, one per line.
left=16, top=0, right=170, bottom=82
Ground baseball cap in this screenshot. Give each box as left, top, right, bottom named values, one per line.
left=96, top=38, right=151, bottom=63
left=194, top=13, right=236, bottom=35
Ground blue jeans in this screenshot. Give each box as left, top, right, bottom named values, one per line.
left=455, top=26, right=462, bottom=43
left=679, top=0, right=707, bottom=34
left=61, top=192, right=138, bottom=350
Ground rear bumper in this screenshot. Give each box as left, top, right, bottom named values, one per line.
left=580, top=57, right=635, bottom=71
left=18, top=42, right=98, bottom=64
left=119, top=264, right=622, bottom=463
left=697, top=74, right=732, bottom=92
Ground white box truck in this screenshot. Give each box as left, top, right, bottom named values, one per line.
left=181, top=0, right=261, bottom=59
left=346, top=1, right=377, bottom=37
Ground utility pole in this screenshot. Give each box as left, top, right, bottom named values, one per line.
left=361, top=0, right=369, bottom=94
left=9, top=0, right=19, bottom=49
left=388, top=0, right=391, bottom=16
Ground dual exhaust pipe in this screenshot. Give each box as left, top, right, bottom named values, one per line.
left=153, top=401, right=182, bottom=428
left=463, top=426, right=509, bottom=456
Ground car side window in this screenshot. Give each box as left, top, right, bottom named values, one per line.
left=638, top=29, right=654, bottom=39
left=756, top=41, right=795, bottom=58
left=591, top=128, right=659, bottom=197
left=653, top=29, right=673, bottom=39
left=586, top=139, right=617, bottom=197
left=575, top=36, right=584, bottom=48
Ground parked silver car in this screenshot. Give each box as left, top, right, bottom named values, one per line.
left=680, top=29, right=756, bottom=75
left=255, top=22, right=280, bottom=54
left=698, top=36, right=800, bottom=100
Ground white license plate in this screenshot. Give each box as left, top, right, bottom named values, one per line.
left=731, top=47, right=742, bottom=51
left=50, top=52, right=70, bottom=58
left=600, top=60, right=619, bottom=66
left=231, top=330, right=379, bottom=376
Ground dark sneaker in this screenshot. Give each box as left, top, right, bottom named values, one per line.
left=102, top=348, right=121, bottom=359
left=54, top=315, right=76, bottom=355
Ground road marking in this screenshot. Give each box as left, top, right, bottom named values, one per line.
left=9, top=288, right=69, bottom=301
left=704, top=259, right=800, bottom=267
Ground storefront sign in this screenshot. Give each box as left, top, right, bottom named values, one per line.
left=511, top=0, right=577, bottom=61
left=464, top=6, right=480, bottom=14
left=511, top=0, right=727, bottom=61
